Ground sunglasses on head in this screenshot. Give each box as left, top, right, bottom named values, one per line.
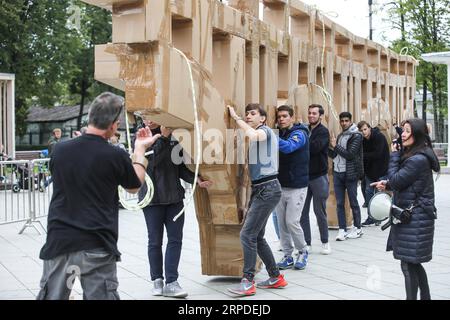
left=113, top=103, right=124, bottom=123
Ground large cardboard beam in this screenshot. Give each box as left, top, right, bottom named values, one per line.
left=83, top=0, right=418, bottom=277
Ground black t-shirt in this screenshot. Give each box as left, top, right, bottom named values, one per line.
left=39, top=134, right=141, bottom=261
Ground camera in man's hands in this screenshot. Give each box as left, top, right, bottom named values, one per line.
left=129, top=112, right=146, bottom=134
left=135, top=114, right=146, bottom=130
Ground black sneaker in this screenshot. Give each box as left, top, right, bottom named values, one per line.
left=362, top=218, right=376, bottom=227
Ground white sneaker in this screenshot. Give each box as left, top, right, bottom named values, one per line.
left=152, top=278, right=164, bottom=296
left=346, top=227, right=363, bottom=239
left=320, top=242, right=331, bottom=255
left=163, top=281, right=188, bottom=298
left=335, top=229, right=348, bottom=241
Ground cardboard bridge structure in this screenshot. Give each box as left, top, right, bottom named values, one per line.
left=82, top=0, right=417, bottom=276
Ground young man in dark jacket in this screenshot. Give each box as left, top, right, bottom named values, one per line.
left=300, top=104, right=331, bottom=254
left=329, top=112, right=364, bottom=241
left=357, top=121, right=390, bottom=226
left=140, top=121, right=212, bottom=298
left=275, top=105, right=310, bottom=270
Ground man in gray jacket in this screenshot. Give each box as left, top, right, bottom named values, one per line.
left=328, top=112, right=364, bottom=241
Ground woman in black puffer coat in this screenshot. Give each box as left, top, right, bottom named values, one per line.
left=372, top=118, right=439, bottom=300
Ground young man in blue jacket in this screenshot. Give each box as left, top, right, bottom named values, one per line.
left=275, top=105, right=310, bottom=270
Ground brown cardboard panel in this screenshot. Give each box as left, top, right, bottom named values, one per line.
left=172, top=0, right=193, bottom=19
left=263, top=0, right=289, bottom=32
left=277, top=55, right=289, bottom=98
left=95, top=44, right=125, bottom=90
left=211, top=225, right=245, bottom=276
left=209, top=193, right=240, bottom=225
left=213, top=1, right=253, bottom=41
left=199, top=166, right=234, bottom=193
left=112, top=1, right=146, bottom=43
left=111, top=0, right=171, bottom=43
left=288, top=38, right=299, bottom=91
left=191, top=0, right=213, bottom=74
left=245, top=41, right=260, bottom=105
left=259, top=45, right=278, bottom=126
left=146, top=0, right=171, bottom=42
left=228, top=0, right=260, bottom=18
left=102, top=43, right=199, bottom=129
left=212, top=35, right=246, bottom=111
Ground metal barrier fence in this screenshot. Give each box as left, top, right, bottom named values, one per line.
left=0, top=158, right=51, bottom=234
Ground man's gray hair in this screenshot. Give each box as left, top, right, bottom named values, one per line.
left=88, top=92, right=124, bottom=130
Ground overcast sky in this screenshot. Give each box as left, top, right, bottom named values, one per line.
left=300, top=0, right=400, bottom=47
left=223, top=0, right=401, bottom=46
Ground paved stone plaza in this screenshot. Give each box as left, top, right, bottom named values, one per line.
left=1, top=175, right=450, bottom=300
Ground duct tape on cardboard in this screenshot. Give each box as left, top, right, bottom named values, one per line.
left=105, top=43, right=157, bottom=112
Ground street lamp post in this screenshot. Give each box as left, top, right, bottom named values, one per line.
left=369, top=0, right=373, bottom=40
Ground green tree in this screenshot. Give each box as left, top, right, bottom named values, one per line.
left=0, top=1, right=118, bottom=136
left=0, top=0, right=79, bottom=136
left=384, top=0, right=450, bottom=141
left=68, top=1, right=116, bottom=130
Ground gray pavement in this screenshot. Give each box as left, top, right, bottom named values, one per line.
left=1, top=175, right=450, bottom=300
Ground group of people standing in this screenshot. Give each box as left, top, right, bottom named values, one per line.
left=227, top=103, right=439, bottom=300
left=36, top=92, right=439, bottom=301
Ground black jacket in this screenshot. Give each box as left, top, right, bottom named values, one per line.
left=386, top=148, right=439, bottom=264
left=139, top=129, right=195, bottom=206
left=362, top=127, right=390, bottom=181
left=308, top=123, right=329, bottom=180
left=328, top=126, right=364, bottom=181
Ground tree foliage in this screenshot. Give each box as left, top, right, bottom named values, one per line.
left=0, top=0, right=116, bottom=136
left=382, top=0, right=450, bottom=141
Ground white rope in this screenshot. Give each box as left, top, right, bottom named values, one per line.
left=118, top=108, right=155, bottom=211
left=172, top=47, right=202, bottom=222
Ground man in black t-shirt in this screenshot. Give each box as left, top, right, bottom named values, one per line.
left=37, top=92, right=161, bottom=300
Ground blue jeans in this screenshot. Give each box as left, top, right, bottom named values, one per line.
left=364, top=176, right=376, bottom=206
left=241, top=179, right=282, bottom=281
left=333, top=172, right=361, bottom=230
left=143, top=202, right=184, bottom=283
